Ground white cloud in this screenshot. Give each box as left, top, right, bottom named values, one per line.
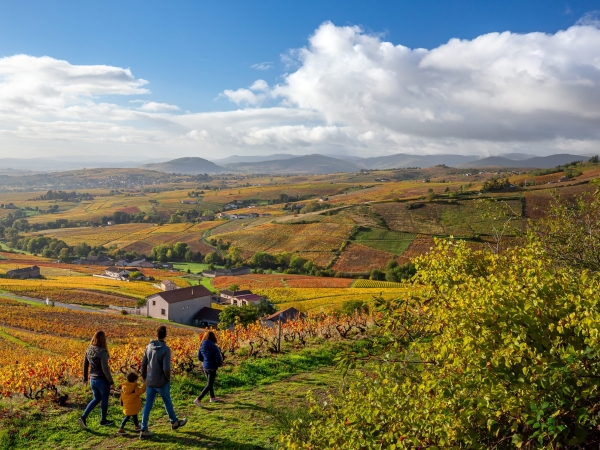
left=250, top=62, right=273, bottom=70
left=137, top=101, right=180, bottom=112
left=2, top=20, right=600, bottom=159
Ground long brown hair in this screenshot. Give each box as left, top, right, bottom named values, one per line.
left=202, top=331, right=217, bottom=343
left=91, top=330, right=107, bottom=348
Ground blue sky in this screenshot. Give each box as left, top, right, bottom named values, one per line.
left=0, top=0, right=599, bottom=159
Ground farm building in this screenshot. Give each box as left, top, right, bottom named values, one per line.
left=74, top=255, right=115, bottom=266
left=6, top=266, right=41, bottom=279
left=160, top=280, right=178, bottom=291
left=263, top=307, right=303, bottom=327
left=104, top=267, right=134, bottom=280
left=146, top=285, right=214, bottom=325
left=193, top=307, right=221, bottom=328
left=202, top=266, right=251, bottom=278
left=115, top=257, right=154, bottom=268
left=219, top=289, right=265, bottom=306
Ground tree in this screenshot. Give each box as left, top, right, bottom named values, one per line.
left=248, top=252, right=278, bottom=270
left=369, top=269, right=384, bottom=281
left=227, top=284, right=240, bottom=293
left=530, top=191, right=600, bottom=272
left=204, top=251, right=222, bottom=265
left=218, top=305, right=259, bottom=329
left=255, top=298, right=276, bottom=317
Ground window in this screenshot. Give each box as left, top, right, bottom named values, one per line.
left=152, top=301, right=156, bottom=306
left=161, top=308, right=166, bottom=316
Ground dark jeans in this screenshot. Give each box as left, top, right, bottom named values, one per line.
left=197, top=370, right=217, bottom=401
left=82, top=378, right=111, bottom=422
left=120, top=414, right=139, bottom=429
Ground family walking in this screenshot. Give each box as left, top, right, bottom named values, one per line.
left=78, top=326, right=223, bottom=439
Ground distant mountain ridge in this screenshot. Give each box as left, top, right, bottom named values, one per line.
left=142, top=157, right=229, bottom=174
left=462, top=154, right=588, bottom=169
left=356, top=153, right=478, bottom=170
left=224, top=154, right=360, bottom=174
left=212, top=154, right=297, bottom=165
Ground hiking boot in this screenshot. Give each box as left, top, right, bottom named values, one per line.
left=171, top=418, right=188, bottom=430
left=78, top=416, right=87, bottom=430
left=139, top=430, right=154, bottom=439
left=194, top=398, right=203, bottom=407
left=116, top=428, right=128, bottom=436
left=99, top=420, right=114, bottom=426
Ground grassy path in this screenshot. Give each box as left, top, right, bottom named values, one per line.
left=3, top=368, right=340, bottom=449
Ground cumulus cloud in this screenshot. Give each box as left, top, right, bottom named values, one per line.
left=1, top=20, right=600, bottom=158
left=250, top=62, right=273, bottom=70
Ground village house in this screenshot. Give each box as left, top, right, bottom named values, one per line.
left=115, top=257, right=154, bottom=268
left=219, top=289, right=265, bottom=306
left=74, top=255, right=115, bottom=266
left=146, top=285, right=214, bottom=325
left=219, top=289, right=252, bottom=303
left=104, top=267, right=135, bottom=280
left=181, top=200, right=197, bottom=204
left=263, top=307, right=303, bottom=327
left=0, top=203, right=17, bottom=209
left=6, top=265, right=41, bottom=279
left=202, top=266, right=251, bottom=278
left=160, top=279, right=178, bottom=291
left=107, top=221, right=116, bottom=226
left=198, top=215, right=215, bottom=222
left=193, top=307, right=221, bottom=328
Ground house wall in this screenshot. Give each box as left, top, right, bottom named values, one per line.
left=147, top=295, right=213, bottom=325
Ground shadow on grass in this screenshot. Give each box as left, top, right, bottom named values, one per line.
left=136, top=430, right=269, bottom=449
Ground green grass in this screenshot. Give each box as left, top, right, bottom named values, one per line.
left=353, top=227, right=416, bottom=255
left=0, top=341, right=356, bottom=449
left=170, top=262, right=211, bottom=274
left=184, top=277, right=219, bottom=293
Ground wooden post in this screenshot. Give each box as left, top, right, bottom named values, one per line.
left=277, top=317, right=282, bottom=353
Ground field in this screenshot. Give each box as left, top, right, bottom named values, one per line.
left=252, top=286, right=409, bottom=311
left=372, top=198, right=524, bottom=237
left=212, top=219, right=354, bottom=265
left=211, top=273, right=354, bottom=289
left=352, top=227, right=416, bottom=255
left=332, top=243, right=396, bottom=273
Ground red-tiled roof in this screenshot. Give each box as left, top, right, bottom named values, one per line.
left=150, top=285, right=213, bottom=304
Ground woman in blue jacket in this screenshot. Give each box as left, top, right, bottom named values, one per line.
left=194, top=331, right=223, bottom=406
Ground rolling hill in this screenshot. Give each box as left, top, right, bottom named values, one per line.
left=356, top=153, right=478, bottom=169
left=142, top=157, right=230, bottom=174
left=212, top=154, right=298, bottom=164
left=462, top=153, right=588, bottom=169
left=223, top=154, right=360, bottom=174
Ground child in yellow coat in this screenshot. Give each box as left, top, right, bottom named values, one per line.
left=117, top=372, right=146, bottom=435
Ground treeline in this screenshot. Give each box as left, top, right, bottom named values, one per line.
left=150, top=243, right=203, bottom=263
left=33, top=190, right=93, bottom=201
left=10, top=236, right=106, bottom=260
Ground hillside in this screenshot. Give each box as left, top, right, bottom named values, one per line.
left=356, top=153, right=478, bottom=169
left=224, top=154, right=360, bottom=174
left=463, top=153, right=587, bottom=169
left=142, top=157, right=230, bottom=174
left=212, top=153, right=297, bottom=164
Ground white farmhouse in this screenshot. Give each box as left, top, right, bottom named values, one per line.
left=146, top=285, right=214, bottom=325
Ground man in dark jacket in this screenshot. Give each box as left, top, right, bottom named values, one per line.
left=139, top=326, right=187, bottom=438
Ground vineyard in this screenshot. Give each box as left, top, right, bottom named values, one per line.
left=0, top=296, right=372, bottom=403
left=211, top=273, right=354, bottom=289
left=332, top=243, right=396, bottom=273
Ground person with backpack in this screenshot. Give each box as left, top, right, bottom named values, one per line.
left=117, top=372, right=145, bottom=436
left=139, top=326, right=187, bottom=439
left=79, top=330, right=115, bottom=429
left=194, top=330, right=223, bottom=407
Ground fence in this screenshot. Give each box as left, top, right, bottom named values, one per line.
left=108, top=305, right=144, bottom=315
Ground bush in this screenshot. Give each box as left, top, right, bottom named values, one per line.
left=284, top=239, right=600, bottom=448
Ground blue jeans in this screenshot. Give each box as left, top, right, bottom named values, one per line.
left=82, top=378, right=111, bottom=422
left=141, top=383, right=177, bottom=431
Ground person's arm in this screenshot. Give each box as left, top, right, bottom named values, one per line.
left=141, top=349, right=148, bottom=381
left=215, top=344, right=223, bottom=367
left=100, top=350, right=114, bottom=385
left=163, top=347, right=171, bottom=383
left=83, top=352, right=89, bottom=382
left=197, top=345, right=204, bottom=362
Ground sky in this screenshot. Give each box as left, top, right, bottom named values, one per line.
left=0, top=0, right=599, bottom=160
